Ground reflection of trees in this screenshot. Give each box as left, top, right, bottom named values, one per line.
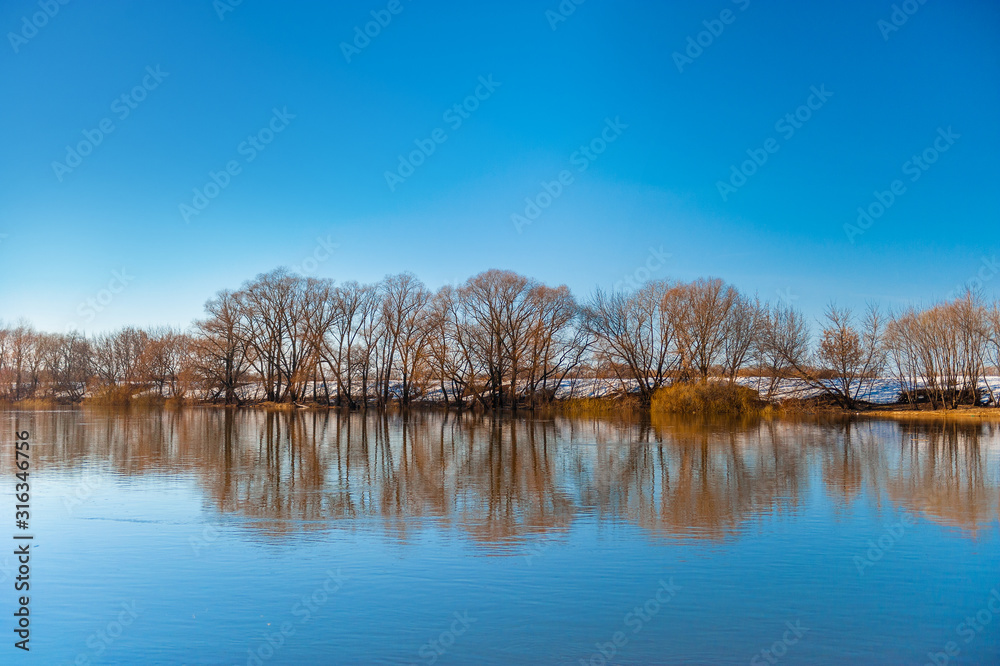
left=18, top=409, right=1000, bottom=544
left=882, top=421, right=1000, bottom=535
left=820, top=422, right=867, bottom=507
left=813, top=419, right=1000, bottom=535
left=579, top=418, right=810, bottom=540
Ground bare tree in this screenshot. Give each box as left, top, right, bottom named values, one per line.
left=91, top=327, right=151, bottom=393
left=814, top=304, right=886, bottom=409
left=671, top=278, right=738, bottom=380
left=192, top=290, right=252, bottom=404
left=380, top=273, right=432, bottom=406
left=754, top=303, right=810, bottom=402
left=886, top=295, right=988, bottom=409
left=721, top=292, right=760, bottom=383
left=585, top=281, right=677, bottom=403
left=984, top=301, right=1000, bottom=405
left=885, top=307, right=922, bottom=408
left=523, top=284, right=591, bottom=404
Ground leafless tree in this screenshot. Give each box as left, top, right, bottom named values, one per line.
left=585, top=281, right=678, bottom=403
left=91, top=327, right=151, bottom=392
left=191, top=290, right=252, bottom=404
left=380, top=273, right=431, bottom=406
left=754, top=303, right=810, bottom=401
left=814, top=304, right=886, bottom=409
left=671, top=278, right=738, bottom=380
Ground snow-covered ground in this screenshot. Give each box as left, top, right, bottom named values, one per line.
left=739, top=376, right=1000, bottom=405
left=43, top=376, right=1000, bottom=406
left=544, top=376, right=1000, bottom=406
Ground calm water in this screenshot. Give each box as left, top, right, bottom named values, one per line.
left=2, top=408, right=999, bottom=665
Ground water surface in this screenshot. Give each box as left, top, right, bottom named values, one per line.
left=3, top=409, right=999, bottom=664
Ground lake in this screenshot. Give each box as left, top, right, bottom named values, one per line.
left=3, top=408, right=999, bottom=665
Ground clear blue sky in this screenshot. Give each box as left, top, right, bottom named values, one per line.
left=1, top=0, right=997, bottom=334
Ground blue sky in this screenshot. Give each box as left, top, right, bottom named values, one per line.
left=1, top=0, right=997, bottom=333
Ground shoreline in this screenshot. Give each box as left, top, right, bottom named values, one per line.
left=5, top=396, right=1000, bottom=423
left=856, top=406, right=1000, bottom=422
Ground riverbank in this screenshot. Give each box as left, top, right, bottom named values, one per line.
left=858, top=405, right=1000, bottom=422
left=6, top=377, right=1000, bottom=423
left=8, top=395, right=1000, bottom=423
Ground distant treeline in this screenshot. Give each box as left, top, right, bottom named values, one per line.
left=1, top=268, right=998, bottom=410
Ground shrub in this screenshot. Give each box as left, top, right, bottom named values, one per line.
left=84, top=385, right=138, bottom=406
left=651, top=381, right=766, bottom=416
left=256, top=401, right=298, bottom=411
left=84, top=386, right=166, bottom=407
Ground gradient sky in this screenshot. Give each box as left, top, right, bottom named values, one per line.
left=1, top=0, right=998, bottom=334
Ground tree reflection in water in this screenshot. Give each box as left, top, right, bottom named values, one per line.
left=18, top=409, right=1000, bottom=545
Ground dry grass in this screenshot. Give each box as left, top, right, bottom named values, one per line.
left=651, top=381, right=768, bottom=417
left=83, top=387, right=166, bottom=407
left=83, top=386, right=135, bottom=406
left=255, top=401, right=299, bottom=411
left=0, top=397, right=63, bottom=409
left=132, top=394, right=167, bottom=407
left=777, top=396, right=852, bottom=416
left=861, top=406, right=1000, bottom=422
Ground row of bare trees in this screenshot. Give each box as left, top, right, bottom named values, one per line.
left=884, top=294, right=1000, bottom=409
left=585, top=278, right=761, bottom=401
left=733, top=293, right=1000, bottom=409
left=187, top=269, right=588, bottom=408
left=3, top=269, right=1000, bottom=409
left=0, top=323, right=185, bottom=402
